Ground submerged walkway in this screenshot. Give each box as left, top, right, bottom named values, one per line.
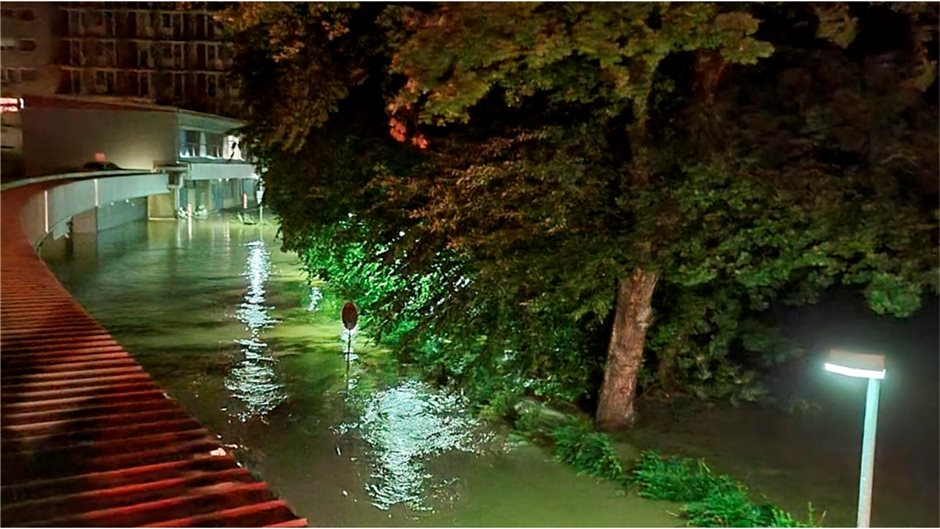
left=0, top=182, right=307, bottom=527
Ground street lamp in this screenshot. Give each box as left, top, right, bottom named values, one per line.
left=824, top=349, right=886, bottom=528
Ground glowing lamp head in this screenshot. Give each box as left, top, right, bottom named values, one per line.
left=824, top=349, right=886, bottom=380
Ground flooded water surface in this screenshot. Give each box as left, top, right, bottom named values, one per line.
left=42, top=218, right=678, bottom=527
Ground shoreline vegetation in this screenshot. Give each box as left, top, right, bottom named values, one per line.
left=341, top=314, right=815, bottom=528
left=506, top=395, right=816, bottom=527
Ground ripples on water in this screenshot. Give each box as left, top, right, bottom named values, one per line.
left=225, top=240, right=287, bottom=422
left=338, top=380, right=491, bottom=511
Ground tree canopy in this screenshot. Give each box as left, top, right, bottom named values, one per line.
left=225, top=2, right=938, bottom=426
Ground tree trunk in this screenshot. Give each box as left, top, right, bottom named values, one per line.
left=596, top=267, right=658, bottom=430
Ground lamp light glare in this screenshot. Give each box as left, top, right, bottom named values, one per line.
left=824, top=362, right=885, bottom=380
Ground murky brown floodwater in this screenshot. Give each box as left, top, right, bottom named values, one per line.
left=41, top=217, right=678, bottom=527
left=623, top=291, right=939, bottom=527
left=41, top=216, right=938, bottom=527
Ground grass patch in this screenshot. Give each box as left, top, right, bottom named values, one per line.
left=552, top=421, right=624, bottom=481
left=631, top=450, right=814, bottom=527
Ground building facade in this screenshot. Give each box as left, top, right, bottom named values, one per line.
left=1, top=2, right=238, bottom=115
left=19, top=97, right=258, bottom=216
left=1, top=3, right=61, bottom=99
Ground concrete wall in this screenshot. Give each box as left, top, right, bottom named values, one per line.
left=13, top=171, right=169, bottom=247
left=147, top=192, right=176, bottom=219
left=97, top=197, right=147, bottom=231
left=187, top=161, right=255, bottom=180
left=20, top=106, right=178, bottom=176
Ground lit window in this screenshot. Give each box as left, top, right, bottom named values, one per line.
left=206, top=133, right=224, bottom=158
left=0, top=38, right=15, bottom=52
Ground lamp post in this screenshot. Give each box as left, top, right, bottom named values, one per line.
left=824, top=349, right=886, bottom=528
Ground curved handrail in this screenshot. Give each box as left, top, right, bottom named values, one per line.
left=0, top=179, right=307, bottom=527
left=0, top=169, right=158, bottom=192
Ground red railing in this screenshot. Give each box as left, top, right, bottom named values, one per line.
left=0, top=180, right=307, bottom=527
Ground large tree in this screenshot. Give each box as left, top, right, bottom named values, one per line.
left=226, top=3, right=938, bottom=429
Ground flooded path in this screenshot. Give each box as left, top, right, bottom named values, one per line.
left=40, top=216, right=937, bottom=527
left=624, top=291, right=939, bottom=527
left=41, top=217, right=677, bottom=527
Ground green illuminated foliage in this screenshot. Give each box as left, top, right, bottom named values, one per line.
left=228, top=2, right=938, bottom=423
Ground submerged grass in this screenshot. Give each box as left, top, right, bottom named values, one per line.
left=552, top=421, right=624, bottom=481
left=511, top=408, right=812, bottom=527
left=631, top=451, right=813, bottom=527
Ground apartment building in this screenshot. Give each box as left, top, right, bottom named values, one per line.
left=58, top=2, right=237, bottom=115
left=1, top=3, right=59, bottom=174
left=20, top=96, right=258, bottom=215
left=1, top=3, right=241, bottom=178
left=1, top=3, right=60, bottom=97
left=0, top=2, right=237, bottom=114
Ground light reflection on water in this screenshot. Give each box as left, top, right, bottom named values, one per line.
left=225, top=239, right=287, bottom=422
left=338, top=380, right=490, bottom=511
left=307, top=285, right=323, bottom=312
left=40, top=218, right=690, bottom=527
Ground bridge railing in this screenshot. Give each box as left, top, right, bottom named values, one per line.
left=1, top=170, right=169, bottom=247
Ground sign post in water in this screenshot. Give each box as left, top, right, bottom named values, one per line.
left=342, top=302, right=358, bottom=371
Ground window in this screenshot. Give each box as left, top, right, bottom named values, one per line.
left=18, top=39, right=36, bottom=52
left=1, top=9, right=14, bottom=18
left=1, top=68, right=14, bottom=83
left=69, top=41, right=84, bottom=65
left=94, top=70, right=115, bottom=93
left=206, top=133, right=223, bottom=158
left=207, top=44, right=217, bottom=64
left=207, top=74, right=217, bottom=98
left=70, top=70, right=82, bottom=93
left=137, top=43, right=151, bottom=68
left=137, top=72, right=150, bottom=97
left=162, top=13, right=171, bottom=29
left=180, top=129, right=201, bottom=157
left=17, top=10, right=35, bottom=22
left=20, top=68, right=37, bottom=82
left=173, top=72, right=185, bottom=98
left=1, top=38, right=15, bottom=52
left=102, top=11, right=115, bottom=36
left=96, top=41, right=116, bottom=66
left=173, top=43, right=184, bottom=68
left=67, top=11, right=81, bottom=34
left=173, top=14, right=183, bottom=38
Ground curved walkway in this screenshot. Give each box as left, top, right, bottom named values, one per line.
left=1, top=182, right=307, bottom=527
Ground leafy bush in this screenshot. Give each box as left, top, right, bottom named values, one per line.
left=684, top=488, right=805, bottom=527
left=632, top=450, right=737, bottom=502
left=631, top=451, right=808, bottom=527
left=551, top=422, right=624, bottom=481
